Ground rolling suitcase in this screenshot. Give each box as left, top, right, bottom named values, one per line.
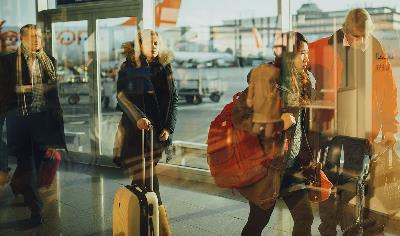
left=113, top=127, right=159, bottom=236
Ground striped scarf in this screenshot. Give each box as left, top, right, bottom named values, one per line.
left=17, top=45, right=57, bottom=85
left=16, top=45, right=57, bottom=113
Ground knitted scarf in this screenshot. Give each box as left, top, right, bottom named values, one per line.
left=16, top=45, right=57, bottom=86
left=16, top=45, right=57, bottom=114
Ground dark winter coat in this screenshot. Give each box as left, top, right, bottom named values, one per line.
left=0, top=51, right=66, bottom=153
left=114, top=52, right=178, bottom=179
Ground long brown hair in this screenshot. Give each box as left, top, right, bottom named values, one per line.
left=276, top=31, right=311, bottom=106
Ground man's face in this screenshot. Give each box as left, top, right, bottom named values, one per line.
left=21, top=28, right=42, bottom=52
left=345, top=26, right=368, bottom=50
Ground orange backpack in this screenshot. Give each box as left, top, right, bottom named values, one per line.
left=207, top=93, right=271, bottom=188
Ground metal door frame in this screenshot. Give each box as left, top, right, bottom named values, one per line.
left=37, top=1, right=142, bottom=158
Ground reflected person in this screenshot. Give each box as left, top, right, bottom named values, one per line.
left=0, top=24, right=66, bottom=226
left=308, top=8, right=398, bottom=235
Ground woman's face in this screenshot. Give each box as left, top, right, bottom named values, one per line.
left=141, top=33, right=159, bottom=61
left=293, top=41, right=309, bottom=71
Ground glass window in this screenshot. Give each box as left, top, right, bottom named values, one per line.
left=1, top=0, right=400, bottom=235
left=97, top=17, right=137, bottom=156
left=292, top=1, right=400, bottom=220
left=0, top=0, right=36, bottom=53
left=152, top=0, right=280, bottom=169
left=52, top=20, right=90, bottom=153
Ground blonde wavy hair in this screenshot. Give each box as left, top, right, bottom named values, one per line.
left=343, top=8, right=374, bottom=34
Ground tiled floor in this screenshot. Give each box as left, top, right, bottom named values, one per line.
left=0, top=161, right=399, bottom=236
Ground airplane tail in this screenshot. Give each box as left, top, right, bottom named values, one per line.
left=120, top=0, right=182, bottom=28
left=155, top=0, right=182, bottom=27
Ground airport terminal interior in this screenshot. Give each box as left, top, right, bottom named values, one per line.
left=1, top=0, right=400, bottom=235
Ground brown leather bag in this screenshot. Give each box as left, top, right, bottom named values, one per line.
left=232, top=88, right=287, bottom=210
left=237, top=155, right=287, bottom=210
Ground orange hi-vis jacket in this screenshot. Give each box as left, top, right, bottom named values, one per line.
left=308, top=29, right=398, bottom=141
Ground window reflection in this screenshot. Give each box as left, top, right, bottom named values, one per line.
left=52, top=21, right=90, bottom=153
left=97, top=17, right=137, bottom=156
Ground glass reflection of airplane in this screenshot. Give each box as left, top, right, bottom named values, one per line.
left=173, top=51, right=236, bottom=68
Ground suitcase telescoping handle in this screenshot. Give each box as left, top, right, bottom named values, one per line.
left=141, top=125, right=154, bottom=191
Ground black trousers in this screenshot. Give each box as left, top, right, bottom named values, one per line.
left=241, top=189, right=313, bottom=236
left=6, top=111, right=55, bottom=214
left=11, top=149, right=44, bottom=213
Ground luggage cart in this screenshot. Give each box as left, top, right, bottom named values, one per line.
left=174, top=67, right=223, bottom=105
left=58, top=81, right=89, bottom=105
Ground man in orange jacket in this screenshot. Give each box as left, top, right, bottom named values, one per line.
left=308, top=8, right=398, bottom=235
left=309, top=9, right=397, bottom=145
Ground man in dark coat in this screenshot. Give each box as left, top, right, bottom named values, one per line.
left=0, top=24, right=66, bottom=225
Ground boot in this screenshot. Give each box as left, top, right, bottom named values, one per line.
left=159, top=205, right=172, bottom=236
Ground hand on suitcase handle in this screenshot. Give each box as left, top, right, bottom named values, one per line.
left=137, top=118, right=152, bottom=130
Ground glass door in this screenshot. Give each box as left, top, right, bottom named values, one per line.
left=52, top=20, right=92, bottom=153
left=96, top=16, right=137, bottom=156
left=38, top=1, right=141, bottom=160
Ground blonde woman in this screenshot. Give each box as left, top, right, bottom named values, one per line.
left=114, top=30, right=177, bottom=235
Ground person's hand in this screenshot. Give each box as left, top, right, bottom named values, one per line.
left=137, top=118, right=151, bottom=130
left=159, top=129, right=170, bottom=141
left=281, top=113, right=296, bottom=130
left=383, top=132, right=396, bottom=148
